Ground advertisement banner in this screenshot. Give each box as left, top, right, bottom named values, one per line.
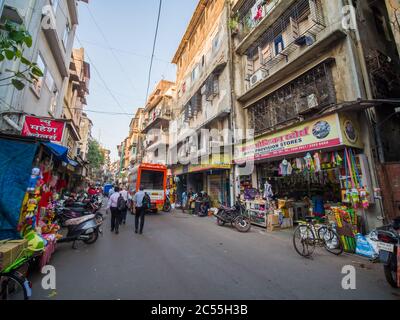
left=21, top=116, right=65, bottom=142
left=235, top=114, right=342, bottom=163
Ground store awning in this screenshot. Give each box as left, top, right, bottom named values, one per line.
left=42, top=142, right=78, bottom=167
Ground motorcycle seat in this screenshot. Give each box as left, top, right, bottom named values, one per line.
left=65, top=214, right=95, bottom=226
left=220, top=205, right=236, bottom=212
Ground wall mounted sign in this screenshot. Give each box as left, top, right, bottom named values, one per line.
left=22, top=116, right=65, bottom=142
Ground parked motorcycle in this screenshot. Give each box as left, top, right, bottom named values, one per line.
left=57, top=214, right=102, bottom=249
left=215, top=200, right=251, bottom=233
left=55, top=205, right=103, bottom=228
left=377, top=217, right=400, bottom=288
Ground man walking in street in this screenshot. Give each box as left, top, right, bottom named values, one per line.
left=119, top=185, right=130, bottom=225
left=107, top=186, right=121, bottom=234
left=133, top=186, right=148, bottom=235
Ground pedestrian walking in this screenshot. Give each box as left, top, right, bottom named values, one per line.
left=107, top=186, right=122, bottom=234
left=181, top=190, right=188, bottom=213
left=119, top=185, right=130, bottom=225
left=133, top=186, right=149, bottom=234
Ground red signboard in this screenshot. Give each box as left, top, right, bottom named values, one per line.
left=22, top=116, right=65, bottom=142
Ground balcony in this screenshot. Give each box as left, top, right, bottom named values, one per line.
left=142, top=107, right=172, bottom=133
left=234, top=0, right=297, bottom=55
left=146, top=132, right=169, bottom=151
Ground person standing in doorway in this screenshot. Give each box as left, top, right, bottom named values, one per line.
left=107, top=186, right=121, bottom=234
left=133, top=186, right=147, bottom=234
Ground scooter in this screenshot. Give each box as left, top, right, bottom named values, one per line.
left=57, top=214, right=102, bottom=249
left=377, top=217, right=400, bottom=288
left=55, top=205, right=103, bottom=228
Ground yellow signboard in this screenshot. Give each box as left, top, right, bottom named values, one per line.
left=235, top=113, right=363, bottom=163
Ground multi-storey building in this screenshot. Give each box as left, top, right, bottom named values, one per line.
left=128, top=108, right=145, bottom=166
left=0, top=0, right=82, bottom=133
left=79, top=112, right=93, bottom=162
left=230, top=0, right=400, bottom=228
left=62, top=48, right=90, bottom=160
left=142, top=80, right=175, bottom=165
left=169, top=0, right=234, bottom=207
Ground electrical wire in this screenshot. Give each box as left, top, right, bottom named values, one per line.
left=145, top=0, right=163, bottom=105
left=85, top=5, right=139, bottom=99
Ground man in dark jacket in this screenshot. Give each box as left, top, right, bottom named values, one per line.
left=133, top=186, right=147, bottom=234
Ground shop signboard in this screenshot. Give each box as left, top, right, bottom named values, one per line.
left=172, top=154, right=231, bottom=175
left=21, top=116, right=65, bottom=143
left=189, top=154, right=231, bottom=173
left=235, top=113, right=361, bottom=163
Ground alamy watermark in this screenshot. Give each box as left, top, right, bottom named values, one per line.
left=41, top=265, right=56, bottom=290
left=341, top=265, right=356, bottom=290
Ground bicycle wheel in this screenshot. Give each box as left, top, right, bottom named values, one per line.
left=0, top=272, right=30, bottom=300
left=318, top=226, right=343, bottom=256
left=293, top=224, right=315, bottom=258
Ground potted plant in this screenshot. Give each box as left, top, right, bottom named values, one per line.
left=229, top=15, right=240, bottom=36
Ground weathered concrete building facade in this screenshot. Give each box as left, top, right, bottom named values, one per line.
left=142, top=80, right=175, bottom=165
left=0, top=0, right=80, bottom=132
left=230, top=0, right=400, bottom=229
left=168, top=0, right=234, bottom=207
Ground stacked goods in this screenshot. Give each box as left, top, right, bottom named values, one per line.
left=333, top=206, right=358, bottom=253
left=278, top=199, right=294, bottom=219
left=267, top=213, right=281, bottom=231
left=0, top=239, right=28, bottom=271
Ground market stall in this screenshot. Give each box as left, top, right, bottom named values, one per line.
left=235, top=113, right=375, bottom=250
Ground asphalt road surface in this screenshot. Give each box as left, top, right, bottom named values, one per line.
left=31, top=210, right=399, bottom=300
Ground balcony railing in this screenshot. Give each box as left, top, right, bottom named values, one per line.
left=243, top=0, right=325, bottom=92
left=142, top=108, right=172, bottom=132
left=236, top=0, right=282, bottom=44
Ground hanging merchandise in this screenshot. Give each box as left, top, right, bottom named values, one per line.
left=27, top=168, right=42, bottom=192
left=313, top=152, right=321, bottom=173
left=279, top=159, right=291, bottom=176
left=263, top=180, right=274, bottom=200
left=304, top=153, right=315, bottom=172
left=333, top=206, right=358, bottom=253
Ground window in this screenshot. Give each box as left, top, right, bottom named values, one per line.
left=49, top=87, right=59, bottom=115
left=45, top=70, right=54, bottom=91
left=33, top=53, right=46, bottom=95
left=140, top=170, right=164, bottom=190
left=212, top=32, right=220, bottom=52
left=62, top=22, right=71, bottom=48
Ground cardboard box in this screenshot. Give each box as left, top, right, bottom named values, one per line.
left=267, top=214, right=280, bottom=226
left=0, top=239, right=28, bottom=271
left=267, top=224, right=281, bottom=232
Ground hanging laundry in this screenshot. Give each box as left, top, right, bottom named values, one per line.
left=254, top=5, right=264, bottom=21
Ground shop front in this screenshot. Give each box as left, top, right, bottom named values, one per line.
left=0, top=133, right=78, bottom=271
left=172, top=154, right=232, bottom=208
left=235, top=112, right=376, bottom=249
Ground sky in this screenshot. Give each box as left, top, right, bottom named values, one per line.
left=75, top=0, right=198, bottom=161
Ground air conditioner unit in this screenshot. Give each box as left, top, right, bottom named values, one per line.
left=250, top=69, right=268, bottom=87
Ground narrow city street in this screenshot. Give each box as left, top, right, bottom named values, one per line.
left=30, top=209, right=399, bottom=300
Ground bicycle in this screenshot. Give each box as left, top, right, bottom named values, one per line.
left=292, top=216, right=343, bottom=258
left=0, top=248, right=38, bottom=300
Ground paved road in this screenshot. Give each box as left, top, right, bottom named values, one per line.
left=31, top=210, right=399, bottom=300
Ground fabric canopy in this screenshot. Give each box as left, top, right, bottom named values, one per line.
left=42, top=142, right=77, bottom=167
left=0, top=139, right=39, bottom=240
